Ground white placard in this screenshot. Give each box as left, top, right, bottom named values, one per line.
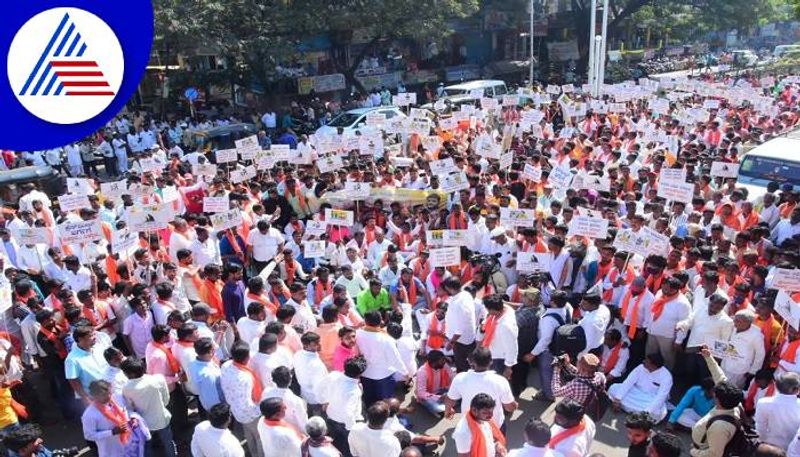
left=709, top=339, right=743, bottom=361
left=303, top=241, right=327, bottom=258
left=215, top=149, right=238, bottom=164
left=548, top=166, right=573, bottom=190
left=235, top=135, right=261, bottom=160
left=139, top=157, right=163, bottom=173
left=429, top=247, right=461, bottom=268
left=358, top=136, right=384, bottom=157
left=500, top=208, right=536, bottom=228
left=193, top=163, right=218, bottom=178
left=305, top=220, right=327, bottom=237
left=111, top=228, right=138, bottom=260
left=66, top=178, right=95, bottom=196
left=210, top=209, right=243, bottom=232
left=659, top=168, right=687, bottom=184
left=317, top=155, right=344, bottom=174
left=392, top=93, right=417, bottom=106
left=657, top=180, right=694, bottom=204
left=641, top=226, right=670, bottom=257
left=567, top=215, right=609, bottom=239
left=58, top=194, right=90, bottom=212
left=710, top=162, right=740, bottom=178
left=366, top=112, right=386, bottom=126
left=772, top=269, right=800, bottom=292
left=345, top=182, right=371, bottom=200
left=127, top=203, right=175, bottom=232
left=430, top=158, right=457, bottom=176
left=703, top=99, right=720, bottom=110
left=442, top=230, right=469, bottom=247
left=325, top=209, right=354, bottom=227
left=229, top=168, right=247, bottom=184
left=517, top=252, right=552, bottom=273
left=58, top=220, right=103, bottom=245
left=521, top=164, right=542, bottom=183
left=203, top=197, right=229, bottom=213
left=270, top=144, right=291, bottom=161
left=440, top=172, right=470, bottom=194
left=502, top=95, right=519, bottom=106
left=499, top=151, right=513, bottom=170
left=14, top=227, right=49, bottom=245
left=426, top=230, right=445, bottom=248
left=100, top=180, right=127, bottom=199
left=578, top=175, right=611, bottom=192
left=480, top=97, right=499, bottom=111
left=127, top=184, right=153, bottom=199
left=775, top=290, right=800, bottom=331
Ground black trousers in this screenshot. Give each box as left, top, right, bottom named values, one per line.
left=327, top=418, right=351, bottom=457
left=511, top=359, right=532, bottom=397
left=453, top=341, right=476, bottom=373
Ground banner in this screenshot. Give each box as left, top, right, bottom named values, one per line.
left=772, top=269, right=800, bottom=292
left=567, top=215, right=609, bottom=239
left=659, top=168, right=687, bottom=184
left=210, top=209, right=243, bottom=232
left=774, top=289, right=800, bottom=331
left=14, top=227, right=49, bottom=245
left=710, top=162, right=740, bottom=178
left=440, top=172, right=470, bottom=193
left=548, top=166, right=573, bottom=190
left=345, top=182, right=371, bottom=200
left=298, top=73, right=346, bottom=95
left=203, top=197, right=229, bottom=213
left=442, top=230, right=469, bottom=247
left=657, top=180, right=694, bottom=204
left=325, top=209, right=354, bottom=227
left=66, top=178, right=95, bottom=196
left=127, top=203, right=175, bottom=232
left=317, top=154, right=344, bottom=174
left=305, top=220, right=327, bottom=237
left=59, top=220, right=103, bottom=245
left=216, top=149, right=238, bottom=164
left=521, top=164, right=542, bottom=183
left=58, top=194, right=90, bottom=212
left=100, top=179, right=127, bottom=199
left=111, top=228, right=138, bottom=260
left=304, top=241, right=327, bottom=258
left=517, top=252, right=552, bottom=273
left=547, top=40, right=580, bottom=61
left=500, top=208, right=536, bottom=228
left=430, top=247, right=460, bottom=268
left=430, top=158, right=457, bottom=176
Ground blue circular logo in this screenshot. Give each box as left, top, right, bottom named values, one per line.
left=1, top=1, right=153, bottom=150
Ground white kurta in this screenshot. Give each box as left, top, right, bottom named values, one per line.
left=608, top=365, right=673, bottom=421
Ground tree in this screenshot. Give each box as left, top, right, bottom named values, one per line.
left=153, top=0, right=480, bottom=95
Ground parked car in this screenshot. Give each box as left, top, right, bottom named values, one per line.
left=731, top=50, right=759, bottom=67
left=0, top=166, right=64, bottom=208
left=190, top=123, right=257, bottom=153
left=443, top=80, right=508, bottom=98
left=773, top=44, right=800, bottom=59
left=315, top=106, right=407, bottom=136
left=737, top=137, right=800, bottom=200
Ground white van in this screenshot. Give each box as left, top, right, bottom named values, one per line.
left=444, top=80, right=508, bottom=98
left=773, top=45, right=800, bottom=59
left=731, top=50, right=758, bottom=67
left=737, top=137, right=800, bottom=200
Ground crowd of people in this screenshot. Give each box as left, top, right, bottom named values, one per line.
left=0, top=68, right=799, bottom=457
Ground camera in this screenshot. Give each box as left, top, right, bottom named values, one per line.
left=551, top=354, right=569, bottom=367
left=53, top=447, right=80, bottom=457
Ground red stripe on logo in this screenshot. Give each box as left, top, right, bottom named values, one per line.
left=61, top=81, right=110, bottom=87
left=50, top=61, right=98, bottom=67
left=66, top=91, right=116, bottom=96
left=55, top=71, right=104, bottom=77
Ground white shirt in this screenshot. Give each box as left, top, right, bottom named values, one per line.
left=316, top=371, right=362, bottom=430
left=609, top=365, right=673, bottom=419
left=645, top=293, right=691, bottom=338
left=619, top=288, right=654, bottom=331
left=676, top=310, right=733, bottom=349
left=355, top=328, right=405, bottom=380
left=722, top=326, right=766, bottom=376
left=64, top=266, right=93, bottom=292
left=601, top=344, right=630, bottom=378
left=191, top=420, right=245, bottom=457
left=191, top=238, right=221, bottom=268
left=260, top=387, right=308, bottom=431
left=548, top=417, right=596, bottom=457
left=247, top=229, right=285, bottom=262
left=220, top=361, right=261, bottom=424
left=236, top=317, right=266, bottom=347
left=756, top=393, right=800, bottom=449
left=366, top=239, right=392, bottom=268
left=691, top=286, right=728, bottom=316
left=292, top=350, right=328, bottom=404
left=787, top=424, right=800, bottom=457
left=772, top=219, right=800, bottom=246
left=348, top=424, right=401, bottom=457
left=122, top=374, right=172, bottom=431
left=82, top=402, right=148, bottom=456
left=452, top=416, right=496, bottom=456
left=122, top=312, right=154, bottom=358
left=257, top=418, right=302, bottom=457
left=531, top=307, right=571, bottom=356
left=335, top=274, right=369, bottom=298
left=478, top=308, right=519, bottom=367
left=507, top=443, right=556, bottom=457
left=445, top=290, right=478, bottom=345
left=447, top=370, right=515, bottom=426
left=168, top=232, right=193, bottom=263
left=579, top=305, right=611, bottom=355
left=249, top=349, right=293, bottom=390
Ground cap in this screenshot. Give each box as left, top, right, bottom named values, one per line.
left=520, top=287, right=540, bottom=300
left=490, top=227, right=505, bottom=238
left=580, top=353, right=600, bottom=368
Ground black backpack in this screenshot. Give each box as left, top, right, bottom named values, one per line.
left=549, top=317, right=586, bottom=359
left=575, top=377, right=611, bottom=422
left=702, top=414, right=760, bottom=457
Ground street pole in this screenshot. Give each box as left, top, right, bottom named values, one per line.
left=593, top=36, right=602, bottom=96
left=529, top=0, right=534, bottom=87
left=598, top=0, right=609, bottom=95
left=588, top=0, right=597, bottom=89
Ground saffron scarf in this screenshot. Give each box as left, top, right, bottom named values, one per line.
left=744, top=381, right=775, bottom=412
left=619, top=289, right=645, bottom=339
left=466, top=411, right=505, bottom=457
left=413, top=259, right=431, bottom=283
left=153, top=342, right=181, bottom=374
left=82, top=304, right=108, bottom=327
left=650, top=292, right=678, bottom=322
left=201, top=279, right=224, bottom=318
left=548, top=420, right=586, bottom=449
left=448, top=213, right=467, bottom=230
left=314, top=279, right=331, bottom=305
left=39, top=326, right=67, bottom=359
left=264, top=418, right=305, bottom=440
left=95, top=400, right=131, bottom=444
left=481, top=306, right=509, bottom=348
left=428, top=315, right=446, bottom=349
left=234, top=361, right=263, bottom=403
left=424, top=362, right=450, bottom=392
left=604, top=343, right=622, bottom=375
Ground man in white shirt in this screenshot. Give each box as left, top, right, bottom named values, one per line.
left=645, top=277, right=691, bottom=370
left=168, top=219, right=194, bottom=263
left=356, top=311, right=405, bottom=406
left=478, top=295, right=518, bottom=378
left=521, top=290, right=572, bottom=401
left=507, top=418, right=555, bottom=457
left=261, top=366, right=308, bottom=431
left=293, top=332, right=328, bottom=415
left=759, top=193, right=781, bottom=229
left=548, top=399, right=596, bottom=457
left=578, top=291, right=610, bottom=357
left=190, top=227, right=222, bottom=268
left=366, top=229, right=392, bottom=270
left=452, top=393, right=507, bottom=457
left=443, top=277, right=478, bottom=372
left=316, top=356, right=367, bottom=455
left=445, top=347, right=517, bottom=428
left=120, top=357, right=176, bottom=457
left=63, top=255, right=93, bottom=292
left=756, top=372, right=800, bottom=449
left=722, top=310, right=766, bottom=388
left=257, top=397, right=304, bottom=457
left=191, top=403, right=245, bottom=457
left=608, top=353, right=673, bottom=422
left=112, top=134, right=128, bottom=175
left=247, top=221, right=285, bottom=272
left=772, top=207, right=800, bottom=246
left=675, top=294, right=733, bottom=384
left=348, top=401, right=402, bottom=457
left=220, top=342, right=265, bottom=457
